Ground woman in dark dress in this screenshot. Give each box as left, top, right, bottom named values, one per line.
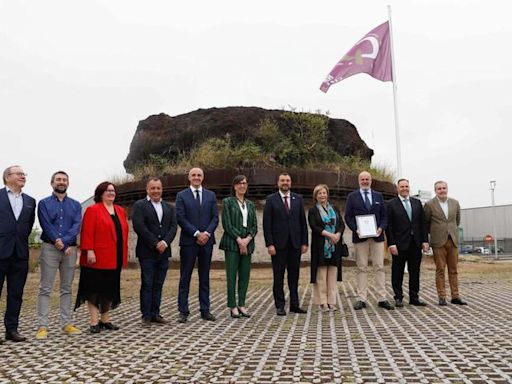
left=75, top=182, right=129, bottom=333
left=307, top=184, right=346, bottom=312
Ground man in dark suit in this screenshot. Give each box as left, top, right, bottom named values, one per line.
left=263, top=172, right=308, bottom=316
left=175, top=168, right=219, bottom=323
left=0, top=165, right=36, bottom=343
left=345, top=171, right=393, bottom=310
left=132, top=177, right=177, bottom=327
left=385, top=179, right=429, bottom=307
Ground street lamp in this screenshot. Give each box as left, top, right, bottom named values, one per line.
left=490, top=180, right=498, bottom=259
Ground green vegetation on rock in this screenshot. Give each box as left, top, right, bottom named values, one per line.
left=130, top=111, right=393, bottom=181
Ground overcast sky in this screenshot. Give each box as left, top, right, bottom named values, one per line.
left=1, top=0, right=510, bottom=209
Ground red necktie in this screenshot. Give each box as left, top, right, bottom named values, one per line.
left=284, top=195, right=290, bottom=214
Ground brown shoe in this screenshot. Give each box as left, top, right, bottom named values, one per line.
left=151, top=315, right=169, bottom=324
left=141, top=318, right=152, bottom=328
left=6, top=331, right=27, bottom=342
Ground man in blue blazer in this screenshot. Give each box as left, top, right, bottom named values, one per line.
left=132, top=177, right=177, bottom=327
left=175, top=168, right=219, bottom=323
left=344, top=171, right=394, bottom=311
left=0, top=166, right=36, bottom=343
left=263, top=172, right=308, bottom=316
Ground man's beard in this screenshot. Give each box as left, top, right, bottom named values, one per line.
left=53, top=186, right=68, bottom=194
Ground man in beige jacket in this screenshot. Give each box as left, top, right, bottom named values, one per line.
left=424, top=181, right=467, bottom=306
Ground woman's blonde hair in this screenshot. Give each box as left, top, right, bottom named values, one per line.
left=312, top=184, right=329, bottom=202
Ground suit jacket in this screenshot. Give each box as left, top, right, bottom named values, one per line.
left=79, top=203, right=129, bottom=269
left=424, top=197, right=460, bottom=247
left=219, top=197, right=258, bottom=254
left=0, top=188, right=36, bottom=260
left=263, top=192, right=308, bottom=251
left=176, top=187, right=219, bottom=246
left=385, top=196, right=428, bottom=251
left=307, top=204, right=344, bottom=283
left=132, top=198, right=177, bottom=259
left=344, top=189, right=387, bottom=243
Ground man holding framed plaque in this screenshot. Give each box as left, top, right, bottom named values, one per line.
left=345, top=171, right=394, bottom=310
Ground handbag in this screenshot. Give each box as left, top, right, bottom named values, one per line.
left=340, top=242, right=349, bottom=258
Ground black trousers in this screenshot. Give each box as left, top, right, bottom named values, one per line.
left=391, top=239, right=422, bottom=301
left=0, top=254, right=29, bottom=332
left=271, top=242, right=301, bottom=309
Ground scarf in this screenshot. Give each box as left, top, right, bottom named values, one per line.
left=317, top=202, right=336, bottom=259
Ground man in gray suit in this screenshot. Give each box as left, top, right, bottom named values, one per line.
left=424, top=181, right=467, bottom=306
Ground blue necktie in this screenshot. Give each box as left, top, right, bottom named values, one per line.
left=195, top=189, right=201, bottom=207
left=363, top=191, right=371, bottom=211
left=404, top=198, right=412, bottom=221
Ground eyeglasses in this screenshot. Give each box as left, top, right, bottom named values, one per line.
left=9, top=172, right=27, bottom=177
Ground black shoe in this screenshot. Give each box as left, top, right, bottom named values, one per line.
left=290, top=307, right=307, bottom=314
left=238, top=307, right=251, bottom=318
left=89, top=324, right=101, bottom=334
left=276, top=308, right=286, bottom=316
left=151, top=315, right=169, bottom=324
left=410, top=299, right=428, bottom=306
left=451, top=297, right=468, bottom=305
left=200, top=312, right=216, bottom=321
left=353, top=301, right=366, bottom=310
left=395, top=299, right=404, bottom=308
left=230, top=308, right=240, bottom=319
left=438, top=298, right=447, bottom=306
left=141, top=318, right=152, bottom=328
left=5, top=331, right=27, bottom=342
left=99, top=321, right=120, bottom=330
left=177, top=313, right=188, bottom=323
left=378, top=301, right=395, bottom=310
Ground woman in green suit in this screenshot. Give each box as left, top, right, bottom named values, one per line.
left=219, top=175, right=258, bottom=318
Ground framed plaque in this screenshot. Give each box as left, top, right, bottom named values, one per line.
left=356, top=214, right=378, bottom=238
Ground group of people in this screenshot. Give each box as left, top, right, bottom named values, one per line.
left=0, top=165, right=466, bottom=343
left=345, top=172, right=466, bottom=311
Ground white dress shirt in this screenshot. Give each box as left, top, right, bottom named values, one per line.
left=437, top=197, right=449, bottom=219
left=147, top=196, right=163, bottom=223
left=279, top=190, right=291, bottom=209
left=237, top=199, right=248, bottom=228
left=6, top=186, right=23, bottom=220
left=190, top=185, right=203, bottom=205
left=359, top=188, right=373, bottom=205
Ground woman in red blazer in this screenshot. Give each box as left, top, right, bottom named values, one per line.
left=74, top=182, right=129, bottom=333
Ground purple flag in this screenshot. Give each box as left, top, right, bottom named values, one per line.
left=320, top=21, right=392, bottom=93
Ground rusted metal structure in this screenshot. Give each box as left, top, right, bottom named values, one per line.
left=115, top=168, right=395, bottom=208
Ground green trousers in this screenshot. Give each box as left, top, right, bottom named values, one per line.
left=224, top=250, right=252, bottom=308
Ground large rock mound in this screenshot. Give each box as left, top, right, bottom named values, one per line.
left=123, top=106, right=373, bottom=172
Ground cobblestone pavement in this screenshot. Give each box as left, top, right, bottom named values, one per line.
left=1, top=275, right=512, bottom=384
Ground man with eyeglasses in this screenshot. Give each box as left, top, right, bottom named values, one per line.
left=35, top=171, right=82, bottom=339
left=0, top=166, right=36, bottom=343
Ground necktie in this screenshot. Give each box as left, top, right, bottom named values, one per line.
left=363, top=191, right=371, bottom=211
left=283, top=195, right=290, bottom=214
left=195, top=189, right=201, bottom=207
left=404, top=198, right=412, bottom=221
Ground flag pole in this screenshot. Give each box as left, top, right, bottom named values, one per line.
left=387, top=4, right=402, bottom=179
